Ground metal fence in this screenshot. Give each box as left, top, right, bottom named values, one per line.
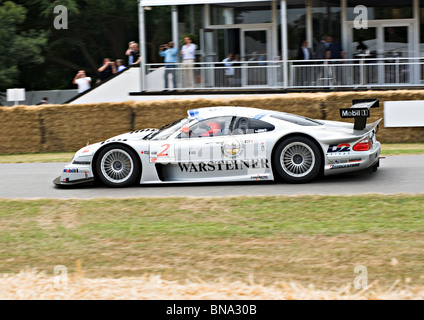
left=1, top=89, right=78, bottom=107
left=146, top=57, right=424, bottom=91
left=146, top=61, right=282, bottom=91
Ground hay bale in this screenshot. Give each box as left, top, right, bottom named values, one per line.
left=39, top=102, right=134, bottom=152
left=226, top=93, right=325, bottom=119
left=1, top=91, right=423, bottom=155
left=0, top=106, right=41, bottom=154
left=132, top=95, right=324, bottom=130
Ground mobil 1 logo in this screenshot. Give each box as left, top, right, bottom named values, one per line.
left=340, top=108, right=370, bottom=118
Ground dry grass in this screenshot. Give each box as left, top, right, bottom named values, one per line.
left=1, top=196, right=424, bottom=290
left=1, top=270, right=422, bottom=300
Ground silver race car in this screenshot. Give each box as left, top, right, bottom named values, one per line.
left=54, top=99, right=381, bottom=187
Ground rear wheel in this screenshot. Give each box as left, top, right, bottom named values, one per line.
left=273, top=136, right=322, bottom=183
left=95, top=145, right=141, bottom=187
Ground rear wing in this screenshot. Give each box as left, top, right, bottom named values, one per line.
left=339, top=99, right=379, bottom=130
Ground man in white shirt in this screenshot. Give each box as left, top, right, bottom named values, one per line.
left=180, top=36, right=197, bottom=88
left=72, top=70, right=91, bottom=93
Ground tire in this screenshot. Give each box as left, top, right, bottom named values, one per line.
left=273, top=136, right=322, bottom=183
left=95, top=145, right=141, bottom=187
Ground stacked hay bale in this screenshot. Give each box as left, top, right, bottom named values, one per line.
left=1, top=90, right=423, bottom=154
left=38, top=102, right=134, bottom=152
left=0, top=106, right=42, bottom=154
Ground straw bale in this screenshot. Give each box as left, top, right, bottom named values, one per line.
left=38, top=102, right=135, bottom=152
left=132, top=95, right=323, bottom=130
left=0, top=106, right=41, bottom=154
left=1, top=270, right=422, bottom=300
left=1, top=90, right=424, bottom=154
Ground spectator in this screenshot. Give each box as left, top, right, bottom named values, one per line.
left=72, top=70, right=91, bottom=93
left=130, top=43, right=141, bottom=66
left=325, top=36, right=345, bottom=60
left=222, top=53, right=235, bottom=87
left=232, top=54, right=242, bottom=87
left=315, top=35, right=328, bottom=60
left=297, top=40, right=313, bottom=61
left=36, top=97, right=49, bottom=105
left=98, top=58, right=117, bottom=83
left=180, top=36, right=197, bottom=88
left=116, top=59, right=127, bottom=72
left=126, top=41, right=136, bottom=66
left=159, top=41, right=179, bottom=91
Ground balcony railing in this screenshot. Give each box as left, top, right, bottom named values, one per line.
left=144, top=57, right=424, bottom=91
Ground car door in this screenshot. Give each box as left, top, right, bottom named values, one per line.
left=171, top=116, right=237, bottom=178
left=231, top=116, right=275, bottom=178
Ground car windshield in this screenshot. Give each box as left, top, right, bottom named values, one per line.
left=145, top=117, right=192, bottom=140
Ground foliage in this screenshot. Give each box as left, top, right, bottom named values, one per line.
left=12, top=0, right=139, bottom=90
left=0, top=1, right=47, bottom=91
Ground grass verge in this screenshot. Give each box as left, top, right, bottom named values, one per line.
left=0, top=152, right=74, bottom=163
left=381, top=143, right=424, bottom=156
left=1, top=195, right=423, bottom=288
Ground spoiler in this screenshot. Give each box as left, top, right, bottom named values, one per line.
left=339, top=99, right=379, bottom=130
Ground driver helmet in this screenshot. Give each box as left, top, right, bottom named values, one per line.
left=202, top=121, right=221, bottom=137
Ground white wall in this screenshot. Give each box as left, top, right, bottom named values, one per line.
left=69, top=67, right=141, bottom=105
left=384, top=101, right=424, bottom=127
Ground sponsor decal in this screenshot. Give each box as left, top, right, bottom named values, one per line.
left=331, top=159, right=348, bottom=164
left=72, top=160, right=91, bottom=165
left=327, top=143, right=351, bottom=153
left=221, top=139, right=244, bottom=159
left=178, top=159, right=269, bottom=173
left=329, top=163, right=360, bottom=170
left=64, top=168, right=79, bottom=173
left=330, top=158, right=362, bottom=165
left=250, top=175, right=268, bottom=181
left=340, top=108, right=369, bottom=118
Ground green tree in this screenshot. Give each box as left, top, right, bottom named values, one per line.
left=0, top=1, right=47, bottom=91
left=13, top=0, right=139, bottom=90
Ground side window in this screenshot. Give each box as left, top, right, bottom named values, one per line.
left=233, top=117, right=275, bottom=135
left=178, top=116, right=233, bottom=138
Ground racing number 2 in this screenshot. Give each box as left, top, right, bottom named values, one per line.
left=158, top=144, right=170, bottom=157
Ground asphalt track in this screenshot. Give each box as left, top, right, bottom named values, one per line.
left=0, top=155, right=423, bottom=199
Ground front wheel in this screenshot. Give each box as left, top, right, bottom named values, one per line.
left=95, top=145, right=141, bottom=187
left=273, top=136, right=322, bottom=183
